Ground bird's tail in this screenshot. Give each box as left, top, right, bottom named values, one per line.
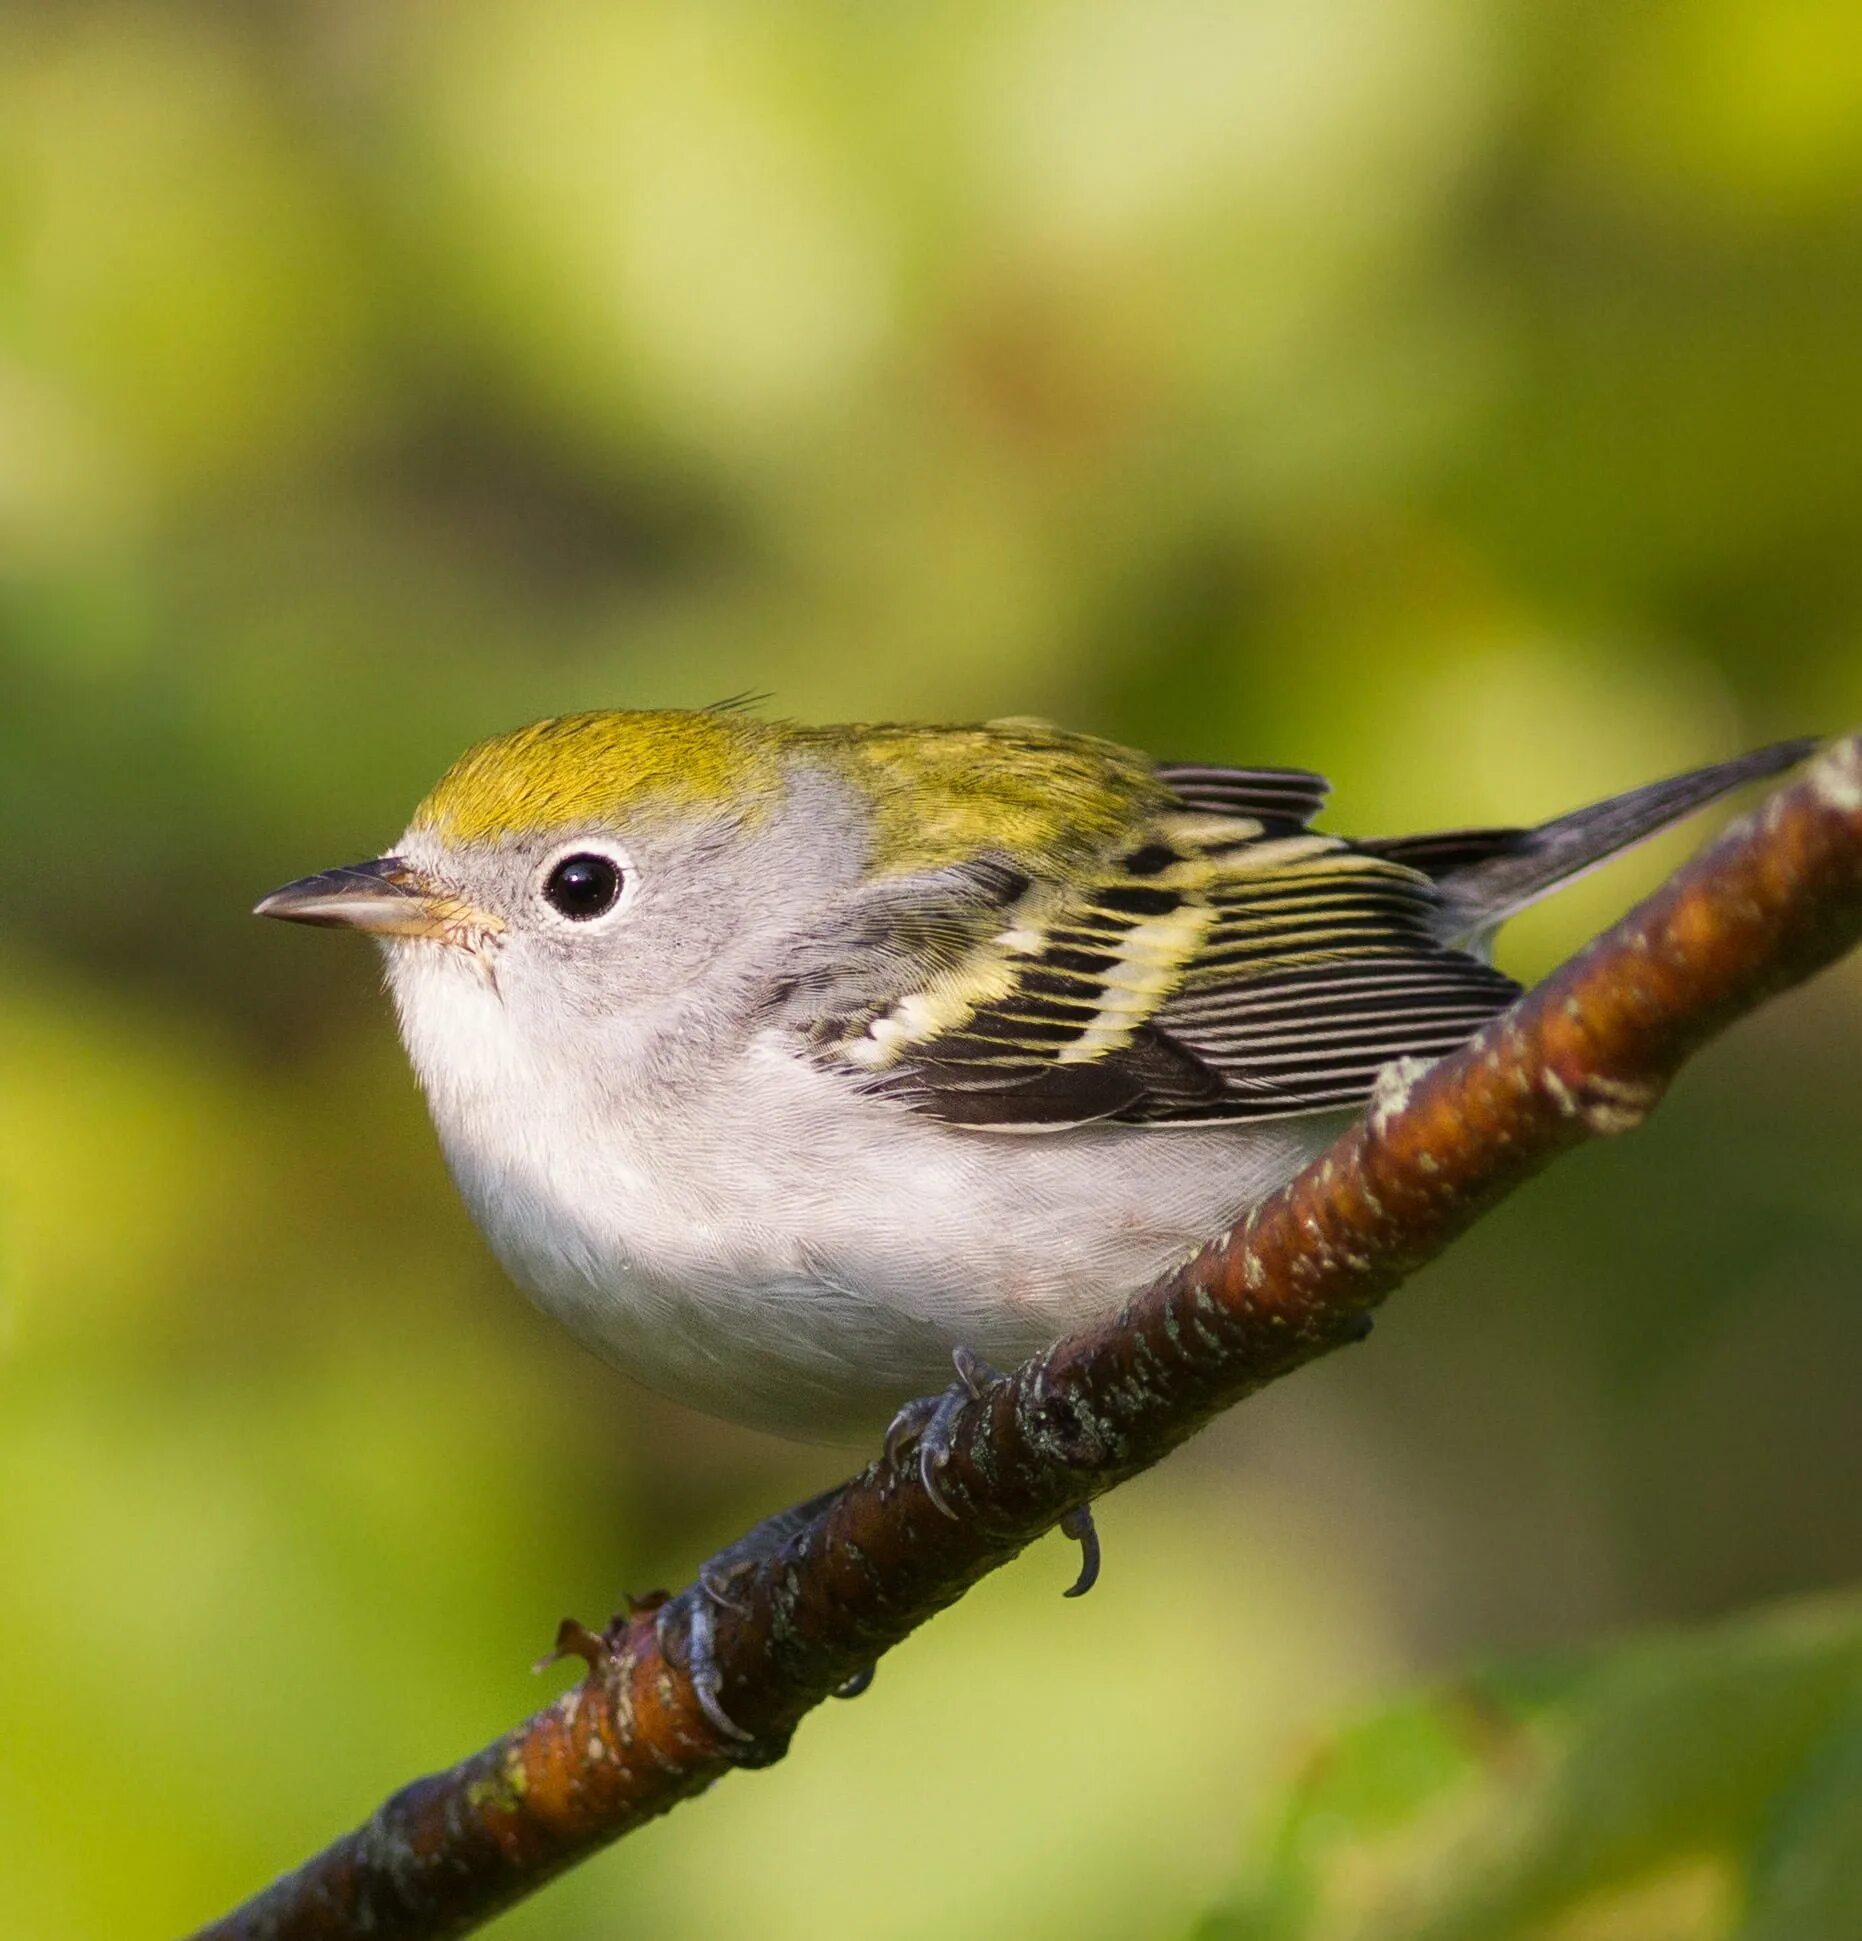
left=1364, top=738, right=1818, bottom=944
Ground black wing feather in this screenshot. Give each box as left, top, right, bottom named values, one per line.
left=1355, top=827, right=1528, bottom=877
left=835, top=823, right=1522, bottom=1128
left=819, top=742, right=1800, bottom=1132
left=1132, top=954, right=1520, bottom=1122
left=1156, top=763, right=1331, bottom=827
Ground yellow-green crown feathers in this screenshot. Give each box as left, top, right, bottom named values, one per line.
left=413, top=709, right=785, bottom=843
left=414, top=708, right=1165, bottom=877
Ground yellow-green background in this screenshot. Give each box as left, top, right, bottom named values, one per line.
left=2, top=4, right=1859, bottom=1937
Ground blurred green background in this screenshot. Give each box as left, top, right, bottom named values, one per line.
left=2, top=3, right=1859, bottom=1937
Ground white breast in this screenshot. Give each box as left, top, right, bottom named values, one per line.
left=389, top=940, right=1334, bottom=1441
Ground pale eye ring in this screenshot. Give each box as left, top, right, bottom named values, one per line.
left=542, top=851, right=625, bottom=921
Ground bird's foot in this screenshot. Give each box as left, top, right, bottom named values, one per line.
left=655, top=1580, right=767, bottom=1750
left=646, top=1483, right=872, bottom=1754
left=884, top=1345, right=1000, bottom=1518
left=532, top=1492, right=854, bottom=1755
left=885, top=1347, right=1102, bottom=1597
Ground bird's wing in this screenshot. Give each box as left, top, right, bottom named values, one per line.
left=1151, top=761, right=1331, bottom=826
left=807, top=780, right=1521, bottom=1130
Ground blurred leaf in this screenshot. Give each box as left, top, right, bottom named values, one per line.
left=1196, top=1595, right=1862, bottom=1941
left=0, top=11, right=376, bottom=505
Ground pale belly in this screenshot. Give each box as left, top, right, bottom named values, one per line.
left=437, top=1043, right=1343, bottom=1442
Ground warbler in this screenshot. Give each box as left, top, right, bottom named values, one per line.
left=258, top=711, right=1808, bottom=1450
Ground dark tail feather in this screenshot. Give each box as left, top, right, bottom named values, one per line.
left=1365, top=738, right=1818, bottom=938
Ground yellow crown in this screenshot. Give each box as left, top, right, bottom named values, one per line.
left=413, top=709, right=783, bottom=843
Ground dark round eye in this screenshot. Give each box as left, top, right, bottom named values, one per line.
left=543, top=853, right=624, bottom=921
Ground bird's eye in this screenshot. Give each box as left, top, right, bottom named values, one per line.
left=543, top=853, right=624, bottom=921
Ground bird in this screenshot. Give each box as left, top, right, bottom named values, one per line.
left=256, top=710, right=1808, bottom=1725
left=258, top=710, right=1810, bottom=1439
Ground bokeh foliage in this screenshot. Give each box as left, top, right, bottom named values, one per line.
left=0, top=3, right=1857, bottom=1936
left=1199, top=1594, right=1862, bottom=1941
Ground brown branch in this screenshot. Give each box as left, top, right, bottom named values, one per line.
left=192, top=735, right=1862, bottom=1941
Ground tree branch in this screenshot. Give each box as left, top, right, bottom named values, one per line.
left=192, top=735, right=1862, bottom=1941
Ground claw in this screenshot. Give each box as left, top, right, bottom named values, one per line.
left=657, top=1589, right=754, bottom=1745
left=638, top=1481, right=851, bottom=1755
left=916, top=1380, right=971, bottom=1518
left=1060, top=1504, right=1101, bottom=1598
left=951, top=1344, right=991, bottom=1399
left=886, top=1359, right=1108, bottom=1597
left=699, top=1560, right=752, bottom=1615
left=888, top=1347, right=1005, bottom=1520
left=834, top=1664, right=877, bottom=1701
left=884, top=1393, right=938, bottom=1469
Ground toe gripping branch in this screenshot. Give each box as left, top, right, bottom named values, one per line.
left=642, top=1483, right=852, bottom=1754
left=666, top=1346, right=1111, bottom=1752
left=886, top=1347, right=1103, bottom=1598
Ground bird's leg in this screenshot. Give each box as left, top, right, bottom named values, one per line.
left=560, top=1348, right=1100, bottom=1750
left=884, top=1344, right=997, bottom=1517
left=885, top=1347, right=1103, bottom=1597
left=651, top=1482, right=875, bottom=1749
left=687, top=1484, right=846, bottom=1613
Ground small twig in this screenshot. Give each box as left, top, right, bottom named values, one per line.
left=191, top=735, right=1862, bottom=1941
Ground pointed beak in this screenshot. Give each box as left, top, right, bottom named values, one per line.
left=254, top=856, right=487, bottom=940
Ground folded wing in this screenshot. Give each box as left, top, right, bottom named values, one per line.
left=812, top=763, right=1521, bottom=1129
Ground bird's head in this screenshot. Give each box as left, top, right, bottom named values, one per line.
left=255, top=710, right=878, bottom=1070
left=257, top=705, right=1158, bottom=1108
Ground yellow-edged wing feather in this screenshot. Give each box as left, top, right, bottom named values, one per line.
left=816, top=762, right=1522, bottom=1128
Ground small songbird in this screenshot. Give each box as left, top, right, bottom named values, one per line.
left=258, top=712, right=1808, bottom=1454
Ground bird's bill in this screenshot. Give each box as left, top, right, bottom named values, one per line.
left=254, top=856, right=487, bottom=939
